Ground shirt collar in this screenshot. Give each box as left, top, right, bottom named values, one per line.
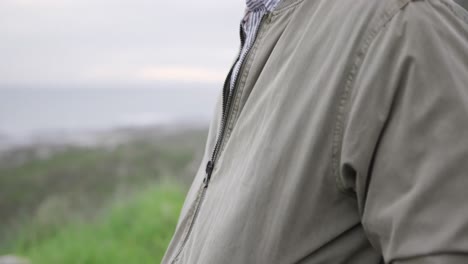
left=246, top=0, right=281, bottom=12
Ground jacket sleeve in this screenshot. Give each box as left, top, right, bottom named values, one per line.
left=339, top=1, right=468, bottom=263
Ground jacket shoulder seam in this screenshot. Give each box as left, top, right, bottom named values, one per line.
left=332, top=0, right=412, bottom=194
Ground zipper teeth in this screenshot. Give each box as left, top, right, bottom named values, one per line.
left=170, top=25, right=245, bottom=264
left=170, top=13, right=269, bottom=263
left=206, top=14, right=268, bottom=185
left=171, top=187, right=208, bottom=264
left=208, top=24, right=246, bottom=165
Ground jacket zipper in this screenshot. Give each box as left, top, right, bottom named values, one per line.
left=204, top=13, right=269, bottom=187
left=170, top=23, right=247, bottom=264
left=170, top=13, right=269, bottom=264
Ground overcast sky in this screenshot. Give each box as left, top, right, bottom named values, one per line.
left=0, top=0, right=245, bottom=88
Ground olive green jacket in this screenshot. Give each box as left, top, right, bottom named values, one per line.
left=162, top=0, right=468, bottom=263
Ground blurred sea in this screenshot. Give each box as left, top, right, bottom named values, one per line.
left=0, top=85, right=219, bottom=142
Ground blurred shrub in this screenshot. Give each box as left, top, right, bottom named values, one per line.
left=13, top=183, right=185, bottom=264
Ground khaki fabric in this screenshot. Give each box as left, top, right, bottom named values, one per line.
left=162, top=0, right=468, bottom=263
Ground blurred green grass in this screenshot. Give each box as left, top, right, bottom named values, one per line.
left=0, top=127, right=207, bottom=262
left=13, top=183, right=184, bottom=264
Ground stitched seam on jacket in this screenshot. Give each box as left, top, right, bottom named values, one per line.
left=332, top=0, right=412, bottom=195
left=273, top=0, right=305, bottom=15
left=219, top=14, right=272, bottom=156
left=440, top=0, right=468, bottom=24
left=170, top=184, right=206, bottom=263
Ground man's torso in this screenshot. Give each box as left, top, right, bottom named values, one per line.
left=161, top=0, right=468, bottom=263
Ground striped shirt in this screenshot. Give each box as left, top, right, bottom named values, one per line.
left=229, top=0, right=282, bottom=91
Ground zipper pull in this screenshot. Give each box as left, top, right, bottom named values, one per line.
left=203, top=160, right=214, bottom=187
